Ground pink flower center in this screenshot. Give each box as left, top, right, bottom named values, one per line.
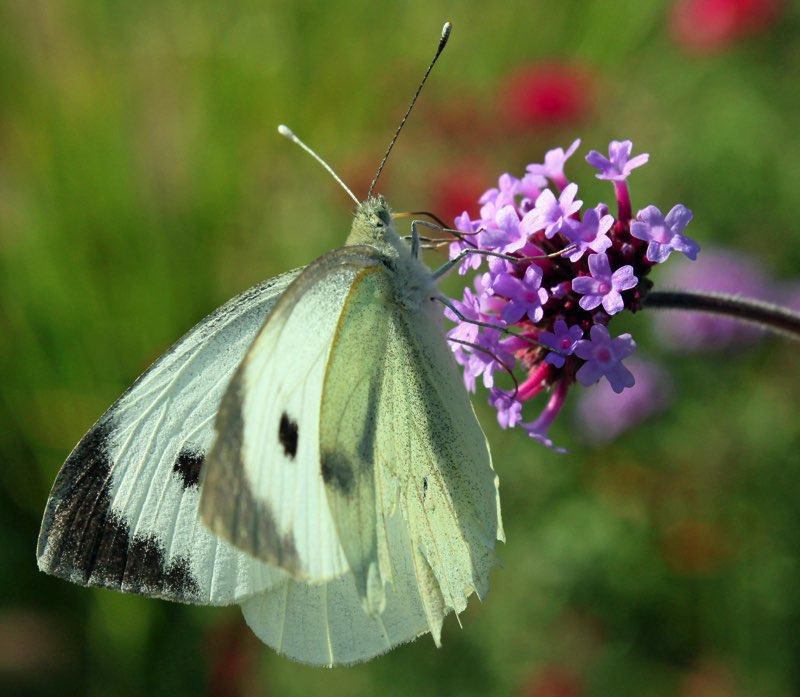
left=595, top=347, right=612, bottom=364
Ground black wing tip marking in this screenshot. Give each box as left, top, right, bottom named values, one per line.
left=278, top=412, right=299, bottom=459
left=173, top=447, right=205, bottom=489
left=38, top=419, right=200, bottom=601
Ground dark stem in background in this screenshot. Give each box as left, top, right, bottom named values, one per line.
left=643, top=290, right=800, bottom=341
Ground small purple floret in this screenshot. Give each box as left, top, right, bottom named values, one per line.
left=538, top=319, right=584, bottom=368
left=480, top=173, right=521, bottom=209
left=526, top=138, right=581, bottom=189
left=562, top=205, right=614, bottom=261
left=450, top=211, right=483, bottom=275
left=630, top=204, right=699, bottom=263
left=574, top=324, right=636, bottom=393
left=586, top=140, right=649, bottom=182
left=493, top=264, right=549, bottom=324
left=522, top=182, right=582, bottom=239
left=571, top=253, right=638, bottom=315
left=489, top=389, right=524, bottom=429
left=478, top=204, right=527, bottom=254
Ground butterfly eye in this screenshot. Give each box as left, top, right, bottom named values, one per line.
left=376, top=208, right=393, bottom=227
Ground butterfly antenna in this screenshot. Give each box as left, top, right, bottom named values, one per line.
left=367, top=21, right=452, bottom=199
left=278, top=124, right=360, bottom=205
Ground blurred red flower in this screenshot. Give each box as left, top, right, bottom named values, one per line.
left=520, top=665, right=583, bottom=697
left=501, top=63, right=594, bottom=130
left=431, top=162, right=489, bottom=224
left=670, top=0, right=782, bottom=53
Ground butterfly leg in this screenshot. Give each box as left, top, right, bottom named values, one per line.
left=409, top=219, right=445, bottom=259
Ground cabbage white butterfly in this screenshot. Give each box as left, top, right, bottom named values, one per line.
left=37, top=22, right=504, bottom=666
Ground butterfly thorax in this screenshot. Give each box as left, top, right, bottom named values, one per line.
left=347, top=196, right=439, bottom=313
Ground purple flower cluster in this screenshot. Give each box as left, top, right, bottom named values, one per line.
left=446, top=139, right=699, bottom=449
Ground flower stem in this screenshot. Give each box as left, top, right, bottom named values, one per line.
left=643, top=290, right=800, bottom=341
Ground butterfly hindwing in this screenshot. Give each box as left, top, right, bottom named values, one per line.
left=319, top=264, right=393, bottom=614
left=240, top=504, right=442, bottom=666
left=379, top=298, right=505, bottom=619
left=37, top=270, right=302, bottom=604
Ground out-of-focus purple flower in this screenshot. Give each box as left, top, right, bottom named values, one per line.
left=586, top=140, right=649, bottom=182
left=526, top=139, right=581, bottom=190
left=493, top=264, right=549, bottom=324
left=575, top=358, right=674, bottom=444
left=631, top=204, right=699, bottom=263
left=571, top=253, right=638, bottom=315
left=539, top=319, right=584, bottom=368
left=522, top=182, right=582, bottom=239
left=563, top=205, right=614, bottom=261
left=574, top=324, right=637, bottom=393
left=653, top=247, right=769, bottom=350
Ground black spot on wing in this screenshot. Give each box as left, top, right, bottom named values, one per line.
left=200, top=379, right=299, bottom=570
left=320, top=450, right=355, bottom=495
left=37, top=419, right=200, bottom=601
left=173, top=447, right=204, bottom=489
left=278, top=413, right=299, bottom=459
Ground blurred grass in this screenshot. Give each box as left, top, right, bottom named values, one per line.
left=2, top=0, right=800, bottom=695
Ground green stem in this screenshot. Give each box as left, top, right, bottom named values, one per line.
left=642, top=290, right=800, bottom=341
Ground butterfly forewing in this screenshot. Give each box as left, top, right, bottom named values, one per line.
left=37, top=271, right=303, bottom=604
left=199, top=247, right=388, bottom=583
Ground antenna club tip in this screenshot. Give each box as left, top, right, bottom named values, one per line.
left=441, top=21, right=452, bottom=39
left=278, top=124, right=294, bottom=138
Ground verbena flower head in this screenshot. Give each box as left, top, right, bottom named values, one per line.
left=445, top=139, right=699, bottom=449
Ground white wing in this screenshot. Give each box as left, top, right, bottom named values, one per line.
left=239, top=260, right=504, bottom=666
left=240, top=506, right=443, bottom=666
left=200, top=247, right=387, bottom=583
left=37, top=270, right=302, bottom=605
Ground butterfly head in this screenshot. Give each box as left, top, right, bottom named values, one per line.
left=347, top=196, right=397, bottom=247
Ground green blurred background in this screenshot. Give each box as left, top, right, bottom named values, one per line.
left=2, top=0, right=800, bottom=695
